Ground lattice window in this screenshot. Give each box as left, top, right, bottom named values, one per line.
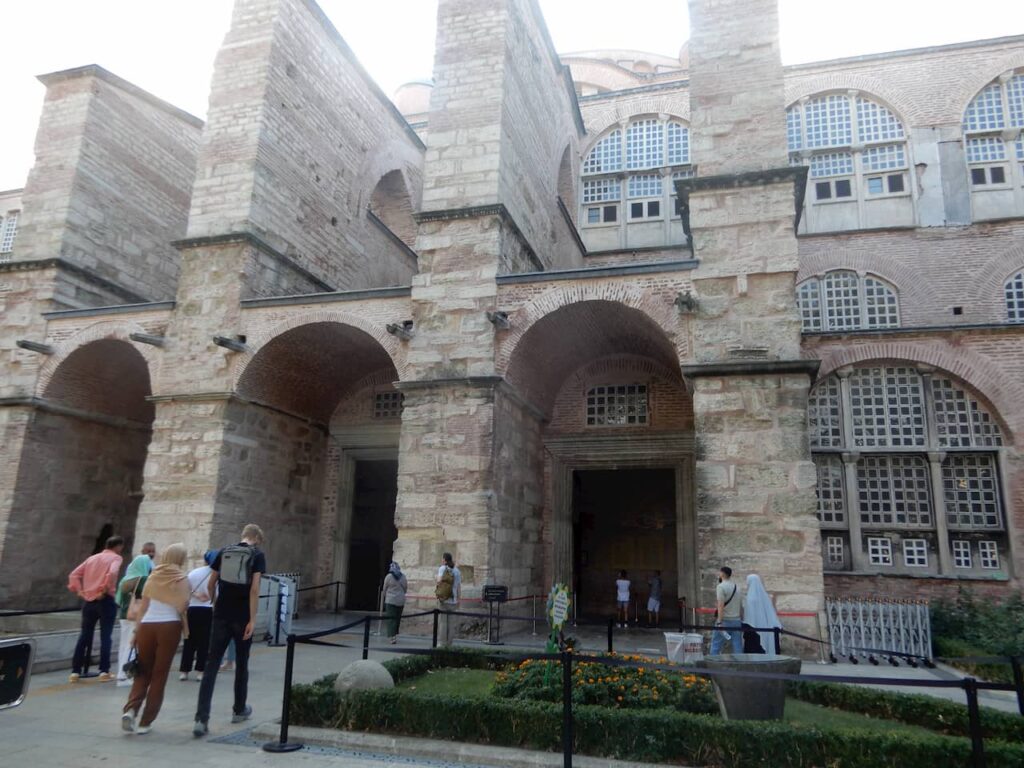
left=902, top=539, right=928, bottom=567
left=582, top=178, right=621, bottom=203
left=373, top=391, right=404, bottom=419
left=804, top=95, right=852, bottom=149
left=825, top=536, right=845, bottom=567
left=1006, top=271, right=1024, bottom=323
left=849, top=367, right=926, bottom=448
left=942, top=454, right=1001, bottom=529
left=867, top=537, right=893, bottom=566
left=931, top=377, right=1003, bottom=448
left=626, top=120, right=664, bottom=170
left=978, top=540, right=1000, bottom=569
left=963, top=83, right=1005, bottom=133
left=797, top=279, right=823, bottom=332
left=666, top=122, right=689, bottom=165
left=627, top=174, right=662, bottom=199
left=952, top=540, right=972, bottom=569
left=583, top=130, right=622, bottom=174
left=809, top=376, right=842, bottom=448
left=809, top=152, right=854, bottom=179
left=857, top=98, right=905, bottom=143
left=857, top=455, right=932, bottom=527
left=1008, top=74, right=1024, bottom=128
left=786, top=107, right=802, bottom=152
left=863, top=277, right=899, bottom=328
left=815, top=455, right=846, bottom=525
left=965, top=137, right=1007, bottom=164
left=0, top=212, right=18, bottom=254
left=862, top=144, right=906, bottom=172
left=822, top=271, right=861, bottom=331
left=586, top=384, right=648, bottom=426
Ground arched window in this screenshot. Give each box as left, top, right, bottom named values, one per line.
left=1007, top=270, right=1024, bottom=323
left=797, top=270, right=899, bottom=332
left=809, top=366, right=1006, bottom=575
left=580, top=117, right=692, bottom=228
left=963, top=71, right=1024, bottom=188
left=787, top=93, right=908, bottom=204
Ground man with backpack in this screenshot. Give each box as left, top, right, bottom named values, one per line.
left=193, top=524, right=266, bottom=737
left=435, top=552, right=461, bottom=646
left=710, top=565, right=743, bottom=656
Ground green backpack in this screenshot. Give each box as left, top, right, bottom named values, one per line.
left=435, top=568, right=454, bottom=600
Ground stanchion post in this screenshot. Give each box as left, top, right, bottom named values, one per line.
left=772, top=627, right=781, bottom=656
left=561, top=650, right=573, bottom=768
left=607, top=618, right=614, bottom=654
left=334, top=581, right=340, bottom=614
left=1011, top=656, right=1024, bottom=716
left=362, top=616, right=371, bottom=660
left=963, top=677, right=987, bottom=768
left=432, top=609, right=439, bottom=649
left=531, top=595, right=538, bottom=636
left=273, top=589, right=284, bottom=647
left=262, top=634, right=302, bottom=753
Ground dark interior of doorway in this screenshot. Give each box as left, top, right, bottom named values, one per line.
left=346, top=459, right=398, bottom=610
left=572, top=468, right=677, bottom=621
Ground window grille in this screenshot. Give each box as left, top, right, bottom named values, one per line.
left=942, top=454, right=1001, bottom=529
left=786, top=108, right=802, bottom=152
left=586, top=384, right=648, bottom=426
left=808, top=376, right=842, bottom=448
left=0, top=212, right=18, bottom=254
left=626, top=120, right=664, bottom=170
left=1005, top=271, right=1024, bottom=323
left=627, top=174, right=662, bottom=199
left=978, top=540, right=1000, bottom=569
left=902, top=539, right=928, bottom=567
left=1008, top=74, right=1024, bottom=128
left=797, top=280, right=823, bottom=333
left=822, top=271, right=861, bottom=330
left=965, top=137, right=1007, bottom=164
left=867, top=537, right=892, bottom=566
left=666, top=122, right=689, bottom=165
left=849, top=367, right=925, bottom=448
left=809, top=152, right=854, bottom=179
left=373, top=391, right=404, bottom=419
left=815, top=455, right=846, bottom=524
left=804, top=95, right=852, bottom=149
left=825, top=536, right=844, bottom=566
left=952, top=540, right=972, bottom=569
left=863, top=277, right=900, bottom=328
left=931, top=378, right=1003, bottom=448
left=857, top=455, right=932, bottom=527
left=862, top=144, right=906, bottom=172
left=798, top=272, right=899, bottom=332
left=963, top=83, right=1005, bottom=133
left=582, top=131, right=622, bottom=174
left=582, top=178, right=621, bottom=204
left=856, top=98, right=905, bottom=143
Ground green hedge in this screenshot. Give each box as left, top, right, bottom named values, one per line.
left=934, top=637, right=1016, bottom=685
left=290, top=683, right=1024, bottom=767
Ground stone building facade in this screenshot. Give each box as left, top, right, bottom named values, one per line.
left=0, top=0, right=1021, bottom=637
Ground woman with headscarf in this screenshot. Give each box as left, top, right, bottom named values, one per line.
left=179, top=550, right=217, bottom=681
left=742, top=573, right=783, bottom=657
left=382, top=561, right=408, bottom=644
left=115, top=553, right=154, bottom=688
left=121, top=543, right=190, bottom=734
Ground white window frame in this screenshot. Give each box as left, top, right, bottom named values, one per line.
left=952, top=540, right=972, bottom=569
left=0, top=210, right=18, bottom=256
left=978, top=540, right=1000, bottom=570
left=1005, top=270, right=1024, bottom=323
left=962, top=72, right=1024, bottom=195
left=797, top=270, right=900, bottom=333
left=902, top=539, right=928, bottom=568
left=825, top=536, right=845, bottom=568
left=867, top=537, right=893, bottom=566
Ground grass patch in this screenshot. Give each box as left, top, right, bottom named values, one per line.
left=397, top=668, right=495, bottom=697
left=784, top=698, right=934, bottom=736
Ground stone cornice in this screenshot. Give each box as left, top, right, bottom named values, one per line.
left=393, top=376, right=504, bottom=392
left=497, top=259, right=697, bottom=285
left=681, top=359, right=821, bottom=379
left=42, top=301, right=175, bottom=320
left=171, top=231, right=334, bottom=293
left=802, top=322, right=1024, bottom=338
left=413, top=203, right=545, bottom=272
left=0, top=257, right=150, bottom=305
left=674, top=165, right=809, bottom=236
left=241, top=285, right=411, bottom=309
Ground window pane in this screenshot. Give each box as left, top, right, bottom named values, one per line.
left=797, top=279, right=823, bottom=332
left=627, top=174, right=662, bottom=198
left=902, top=539, right=928, bottom=568
left=1006, top=271, right=1024, bottom=323
left=815, top=181, right=832, bottom=200
left=952, top=540, right=972, bottom=569
left=942, top=454, right=1001, bottom=529
left=931, top=377, right=1002, bottom=448
left=630, top=202, right=644, bottom=218
left=825, top=536, right=845, bottom=567
left=849, top=367, right=925, bottom=447
left=862, top=144, right=906, bottom=172
left=603, top=205, right=618, bottom=223
left=867, top=537, right=892, bottom=566
left=582, top=178, right=621, bottom=203
left=857, top=455, right=932, bottom=527
left=887, top=174, right=905, bottom=193
left=990, top=166, right=1006, bottom=184
left=0, top=212, right=18, bottom=254
left=970, top=167, right=987, bottom=185
left=808, top=375, right=842, bottom=447
left=822, top=271, right=861, bottom=331
left=815, top=455, right=846, bottom=524
left=856, top=97, right=905, bottom=143
left=963, top=83, right=1005, bottom=132
left=867, top=177, right=884, bottom=195
left=809, top=152, right=854, bottom=178
left=1008, top=74, right=1024, bottom=128
left=786, top=107, right=802, bottom=151
left=583, top=130, right=622, bottom=174
left=978, top=540, right=1000, bottom=569
left=626, top=119, right=664, bottom=170
left=666, top=122, right=690, bottom=165
left=587, top=207, right=601, bottom=224
left=647, top=200, right=660, bottom=217
left=965, top=137, right=1006, bottom=163
left=863, top=277, right=899, bottom=329
left=835, top=179, right=852, bottom=198
left=804, top=94, right=852, bottom=148
left=586, top=384, right=648, bottom=426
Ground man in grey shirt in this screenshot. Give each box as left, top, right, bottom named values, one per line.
left=710, top=566, right=742, bottom=655
left=646, top=570, right=663, bottom=627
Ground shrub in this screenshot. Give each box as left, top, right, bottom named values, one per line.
left=933, top=636, right=1016, bottom=685
left=931, top=588, right=1024, bottom=661
left=493, top=654, right=717, bottom=714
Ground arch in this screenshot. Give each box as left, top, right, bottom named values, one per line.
left=957, top=59, right=1024, bottom=128
left=582, top=97, right=691, bottom=145
left=557, top=144, right=577, bottom=218
left=784, top=77, right=919, bottom=127
left=369, top=169, right=417, bottom=249
left=351, top=139, right=424, bottom=215
left=963, top=243, right=1024, bottom=312
left=813, top=341, right=1022, bottom=439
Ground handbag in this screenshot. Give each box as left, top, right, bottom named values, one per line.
left=126, top=594, right=144, bottom=622
left=121, top=645, right=140, bottom=679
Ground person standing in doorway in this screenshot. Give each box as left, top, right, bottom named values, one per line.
left=193, top=524, right=266, bottom=737
left=382, top=561, right=408, bottom=644
left=710, top=566, right=743, bottom=656
left=646, top=570, right=663, bottom=628
left=615, top=570, right=631, bottom=628
left=67, top=535, right=125, bottom=682
left=435, top=552, right=461, bottom=646
left=115, top=551, right=154, bottom=687
left=179, top=550, right=217, bottom=681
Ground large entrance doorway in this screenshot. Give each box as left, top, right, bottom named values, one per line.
left=572, top=468, right=677, bottom=620
left=346, top=459, right=398, bottom=610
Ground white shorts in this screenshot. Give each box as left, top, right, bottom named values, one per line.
left=647, top=597, right=661, bottom=612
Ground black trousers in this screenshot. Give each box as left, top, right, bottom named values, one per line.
left=195, top=615, right=252, bottom=722
left=180, top=607, right=213, bottom=672
left=72, top=596, right=117, bottom=673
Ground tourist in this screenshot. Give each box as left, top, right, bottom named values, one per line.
left=193, top=524, right=267, bottom=737
left=710, top=566, right=742, bottom=655
left=743, top=573, right=782, bottom=657
left=435, top=552, right=461, bottom=646
left=115, top=551, right=154, bottom=687
left=179, top=550, right=217, bottom=681
left=67, top=535, right=125, bottom=682
left=646, top=570, right=663, bottom=628
left=121, top=543, right=191, bottom=734
left=382, top=561, right=408, bottom=644
left=615, top=570, right=631, bottom=628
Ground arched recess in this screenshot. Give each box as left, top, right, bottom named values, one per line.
left=369, top=169, right=418, bottom=251
left=557, top=144, right=577, bottom=222
left=0, top=339, right=155, bottom=607
left=231, top=321, right=402, bottom=610
left=503, top=299, right=696, bottom=620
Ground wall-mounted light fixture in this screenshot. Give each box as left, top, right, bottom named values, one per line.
left=386, top=320, right=415, bottom=341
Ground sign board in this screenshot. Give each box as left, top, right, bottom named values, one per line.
left=0, top=638, right=34, bottom=711
left=548, top=583, right=571, bottom=631
left=483, top=585, right=508, bottom=603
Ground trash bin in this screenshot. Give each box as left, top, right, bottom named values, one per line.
left=696, top=653, right=800, bottom=720
left=664, top=632, right=704, bottom=663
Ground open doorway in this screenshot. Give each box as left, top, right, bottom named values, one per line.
left=572, top=468, right=677, bottom=621
left=345, top=459, right=398, bottom=610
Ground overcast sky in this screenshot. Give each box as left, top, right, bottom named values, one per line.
left=1, top=0, right=1020, bottom=190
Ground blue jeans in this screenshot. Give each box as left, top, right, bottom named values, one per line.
left=72, top=595, right=117, bottom=673
left=194, top=616, right=252, bottom=723
left=710, top=618, right=743, bottom=656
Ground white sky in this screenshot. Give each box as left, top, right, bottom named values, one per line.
left=0, top=0, right=1021, bottom=190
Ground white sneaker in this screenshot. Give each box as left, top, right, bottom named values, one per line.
left=121, top=713, right=135, bottom=733
left=135, top=724, right=151, bottom=735
left=179, top=672, right=188, bottom=681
